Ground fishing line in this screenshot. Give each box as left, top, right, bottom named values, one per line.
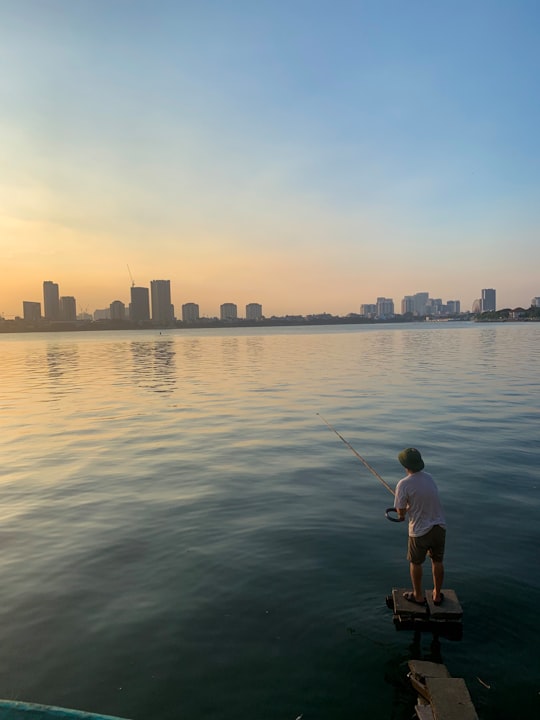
left=317, top=413, right=401, bottom=522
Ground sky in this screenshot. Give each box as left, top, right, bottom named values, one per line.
left=1, top=0, right=540, bottom=318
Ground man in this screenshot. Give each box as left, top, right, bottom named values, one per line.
left=395, top=448, right=446, bottom=606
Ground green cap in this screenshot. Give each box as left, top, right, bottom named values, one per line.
left=398, top=447, right=425, bottom=472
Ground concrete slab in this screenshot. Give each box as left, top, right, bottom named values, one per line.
left=408, top=661, right=452, bottom=701
left=392, top=587, right=429, bottom=618
left=425, top=589, right=463, bottom=620
left=425, top=677, right=479, bottom=720
left=408, top=660, right=451, bottom=679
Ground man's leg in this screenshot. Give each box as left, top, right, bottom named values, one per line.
left=409, top=562, right=424, bottom=602
left=432, top=560, right=444, bottom=602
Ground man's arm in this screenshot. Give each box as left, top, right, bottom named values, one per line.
left=394, top=482, right=407, bottom=522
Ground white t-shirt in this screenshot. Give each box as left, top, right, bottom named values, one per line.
left=394, top=469, right=446, bottom=537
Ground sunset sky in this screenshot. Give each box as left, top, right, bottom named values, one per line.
left=1, top=1, right=540, bottom=318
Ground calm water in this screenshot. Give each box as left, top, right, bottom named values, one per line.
left=1, top=323, right=539, bottom=720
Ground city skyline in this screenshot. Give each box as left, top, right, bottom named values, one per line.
left=15, top=276, right=539, bottom=322
left=2, top=3, right=540, bottom=318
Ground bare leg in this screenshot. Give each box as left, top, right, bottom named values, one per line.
left=432, top=561, right=444, bottom=602
left=409, top=562, right=424, bottom=602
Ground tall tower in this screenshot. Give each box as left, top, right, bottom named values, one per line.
left=376, top=297, right=394, bottom=318
left=246, top=303, right=262, bottom=320
left=60, top=296, right=77, bottom=321
left=220, top=303, right=237, bottom=320
left=130, top=286, right=150, bottom=322
left=150, top=280, right=174, bottom=324
left=413, top=292, right=429, bottom=316
left=110, top=300, right=126, bottom=320
left=23, top=301, right=41, bottom=321
left=43, top=281, right=60, bottom=320
left=481, top=288, right=496, bottom=312
left=182, top=303, right=200, bottom=323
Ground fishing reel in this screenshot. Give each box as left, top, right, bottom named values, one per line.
left=385, top=507, right=402, bottom=523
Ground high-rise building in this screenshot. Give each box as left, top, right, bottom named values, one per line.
left=182, top=303, right=200, bottom=323
left=130, top=286, right=150, bottom=322
left=43, top=281, right=60, bottom=320
left=150, top=280, right=174, bottom=324
left=376, top=297, right=394, bottom=318
left=60, top=296, right=77, bottom=321
left=401, top=296, right=414, bottom=315
left=413, top=292, right=429, bottom=316
left=110, top=300, right=126, bottom=320
left=23, top=301, right=41, bottom=321
left=481, top=288, right=496, bottom=312
left=94, top=308, right=111, bottom=320
left=425, top=298, right=443, bottom=316
left=400, top=292, right=430, bottom=316
left=360, top=304, right=377, bottom=318
left=245, top=303, right=262, bottom=320
left=220, top=303, right=237, bottom=320
left=447, top=300, right=461, bottom=314
left=532, top=297, right=540, bottom=308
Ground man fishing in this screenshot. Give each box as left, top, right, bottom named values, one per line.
left=395, top=448, right=446, bottom=606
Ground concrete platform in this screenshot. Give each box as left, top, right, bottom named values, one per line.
left=392, top=588, right=429, bottom=618
left=426, top=678, right=478, bottom=720
left=425, top=589, right=463, bottom=620
left=408, top=660, right=479, bottom=720
left=387, top=588, right=463, bottom=640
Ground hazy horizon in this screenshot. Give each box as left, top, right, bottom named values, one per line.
left=2, top=1, right=540, bottom=318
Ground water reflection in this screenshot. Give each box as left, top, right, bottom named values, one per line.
left=183, top=338, right=202, bottom=365
left=245, top=337, right=264, bottom=362
left=221, top=337, right=240, bottom=369
left=23, top=343, right=81, bottom=400
left=130, top=340, right=177, bottom=394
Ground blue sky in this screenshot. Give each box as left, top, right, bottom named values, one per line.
left=1, top=0, right=539, bottom=317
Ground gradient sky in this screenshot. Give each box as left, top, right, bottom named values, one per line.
left=1, top=0, right=540, bottom=318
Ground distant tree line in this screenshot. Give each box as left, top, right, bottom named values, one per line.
left=475, top=305, right=540, bottom=321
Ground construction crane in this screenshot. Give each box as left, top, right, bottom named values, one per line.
left=127, top=264, right=135, bottom=288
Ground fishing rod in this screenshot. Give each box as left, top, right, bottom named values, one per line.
left=317, top=414, right=401, bottom=522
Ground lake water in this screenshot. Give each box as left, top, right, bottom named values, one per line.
left=1, top=322, right=539, bottom=720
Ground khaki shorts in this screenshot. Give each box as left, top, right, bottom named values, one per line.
left=408, top=525, right=446, bottom=564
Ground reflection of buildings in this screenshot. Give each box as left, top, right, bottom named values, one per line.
left=130, top=287, right=150, bottom=322
left=220, top=303, right=237, bottom=320
left=23, top=301, right=41, bottom=321
left=151, top=280, right=174, bottom=325
left=246, top=303, right=263, bottom=320
left=43, top=281, right=60, bottom=320
left=38, top=342, right=80, bottom=399
left=182, top=303, right=199, bottom=323
left=131, top=339, right=176, bottom=394
left=481, top=288, right=496, bottom=312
